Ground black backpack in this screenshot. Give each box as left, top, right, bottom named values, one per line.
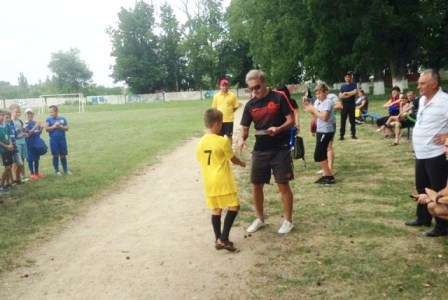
left=292, top=135, right=306, bottom=166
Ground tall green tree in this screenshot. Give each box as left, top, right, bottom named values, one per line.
left=108, top=1, right=161, bottom=93
left=228, top=0, right=305, bottom=85
left=418, top=0, right=448, bottom=70
left=48, top=48, right=93, bottom=93
left=159, top=4, right=184, bottom=92
left=182, top=0, right=226, bottom=89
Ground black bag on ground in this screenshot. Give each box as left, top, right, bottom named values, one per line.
left=292, top=135, right=306, bottom=164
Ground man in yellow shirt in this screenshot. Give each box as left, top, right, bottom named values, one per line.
left=212, top=79, right=239, bottom=145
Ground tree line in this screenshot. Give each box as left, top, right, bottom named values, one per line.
left=1, top=0, right=446, bottom=98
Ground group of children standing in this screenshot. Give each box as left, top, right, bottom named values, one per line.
left=0, top=104, right=71, bottom=193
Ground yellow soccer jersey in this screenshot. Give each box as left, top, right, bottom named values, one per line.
left=196, top=133, right=238, bottom=197
left=212, top=91, right=238, bottom=122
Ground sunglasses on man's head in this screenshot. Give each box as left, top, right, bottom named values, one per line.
left=248, top=84, right=261, bottom=91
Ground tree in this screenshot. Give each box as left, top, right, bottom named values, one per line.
left=418, top=0, right=448, bottom=70
left=159, top=3, right=184, bottom=92
left=182, top=0, right=226, bottom=89
left=48, top=48, right=93, bottom=93
left=228, top=0, right=305, bottom=85
left=108, top=1, right=162, bottom=93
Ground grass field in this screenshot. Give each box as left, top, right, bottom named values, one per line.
left=1, top=91, right=448, bottom=298
left=234, top=90, right=448, bottom=299
left=0, top=100, right=211, bottom=272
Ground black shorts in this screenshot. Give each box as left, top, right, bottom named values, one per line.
left=251, top=148, right=294, bottom=184
left=400, top=119, right=415, bottom=129
left=1, top=151, right=13, bottom=166
left=314, top=132, right=335, bottom=162
left=219, top=122, right=234, bottom=137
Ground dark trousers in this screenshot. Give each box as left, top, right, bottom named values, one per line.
left=415, top=154, right=448, bottom=230
left=340, top=104, right=356, bottom=137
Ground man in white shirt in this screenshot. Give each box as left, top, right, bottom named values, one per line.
left=405, top=69, right=448, bottom=237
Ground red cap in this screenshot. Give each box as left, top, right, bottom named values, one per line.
left=220, top=79, right=229, bottom=86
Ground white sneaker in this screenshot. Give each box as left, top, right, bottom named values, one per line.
left=278, top=220, right=294, bottom=234
left=247, top=219, right=264, bottom=233
left=316, top=169, right=323, bottom=174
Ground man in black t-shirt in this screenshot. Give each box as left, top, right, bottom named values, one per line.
left=237, top=70, right=296, bottom=234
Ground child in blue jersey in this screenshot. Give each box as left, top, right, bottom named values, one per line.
left=4, top=112, right=16, bottom=188
left=25, top=108, right=45, bottom=179
left=46, top=105, right=71, bottom=175
left=11, top=105, right=27, bottom=184
left=0, top=111, right=14, bottom=192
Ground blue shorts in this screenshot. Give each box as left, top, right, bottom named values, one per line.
left=50, top=139, right=68, bottom=156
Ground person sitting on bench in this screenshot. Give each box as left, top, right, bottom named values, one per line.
left=355, top=89, right=368, bottom=124
left=376, top=86, right=401, bottom=137
left=390, top=90, right=419, bottom=146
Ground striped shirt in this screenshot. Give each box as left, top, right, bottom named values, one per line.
left=412, top=88, right=448, bottom=159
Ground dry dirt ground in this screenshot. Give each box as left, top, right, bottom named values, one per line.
left=0, top=102, right=270, bottom=300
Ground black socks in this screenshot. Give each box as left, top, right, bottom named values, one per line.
left=220, top=210, right=238, bottom=242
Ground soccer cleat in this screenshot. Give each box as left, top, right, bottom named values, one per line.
left=278, top=220, right=294, bottom=234
left=314, top=176, right=326, bottom=184
left=215, top=239, right=239, bottom=252
left=247, top=218, right=264, bottom=233
left=64, top=171, right=73, bottom=175
left=55, top=171, right=62, bottom=176
left=30, top=174, right=39, bottom=179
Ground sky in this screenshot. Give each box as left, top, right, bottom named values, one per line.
left=0, top=0, right=230, bottom=87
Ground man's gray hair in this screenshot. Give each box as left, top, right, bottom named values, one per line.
left=245, top=69, right=266, bottom=84
left=421, top=69, right=440, bottom=86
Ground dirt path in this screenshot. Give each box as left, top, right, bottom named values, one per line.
left=0, top=103, right=261, bottom=299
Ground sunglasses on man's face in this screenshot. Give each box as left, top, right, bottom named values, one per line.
left=248, top=84, right=261, bottom=91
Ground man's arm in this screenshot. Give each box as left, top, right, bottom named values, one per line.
left=266, top=114, right=294, bottom=136
left=237, top=125, right=249, bottom=155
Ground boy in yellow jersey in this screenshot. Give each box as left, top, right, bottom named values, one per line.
left=196, top=108, right=246, bottom=252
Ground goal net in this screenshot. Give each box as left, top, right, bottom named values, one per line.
left=39, top=93, right=86, bottom=114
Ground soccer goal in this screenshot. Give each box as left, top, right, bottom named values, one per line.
left=39, top=93, right=86, bottom=114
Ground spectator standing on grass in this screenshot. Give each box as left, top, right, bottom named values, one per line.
left=338, top=72, right=358, bottom=140
left=197, top=108, right=245, bottom=252
left=0, top=111, right=14, bottom=193
left=10, top=105, right=27, bottom=184
left=237, top=69, right=295, bottom=234
left=3, top=111, right=15, bottom=189
left=25, top=108, right=45, bottom=179
left=413, top=137, right=448, bottom=221
left=405, top=69, right=448, bottom=237
left=274, top=84, right=300, bottom=148
left=46, top=105, right=72, bottom=175
left=212, top=79, right=239, bottom=146
left=303, top=82, right=336, bottom=184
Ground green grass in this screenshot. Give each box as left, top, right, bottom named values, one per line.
left=0, top=100, right=210, bottom=271
left=2, top=93, right=448, bottom=298
left=234, top=90, right=448, bottom=299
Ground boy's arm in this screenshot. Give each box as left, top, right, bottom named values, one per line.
left=230, top=155, right=246, bottom=167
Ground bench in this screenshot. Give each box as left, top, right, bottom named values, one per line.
left=362, top=112, right=382, bottom=125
